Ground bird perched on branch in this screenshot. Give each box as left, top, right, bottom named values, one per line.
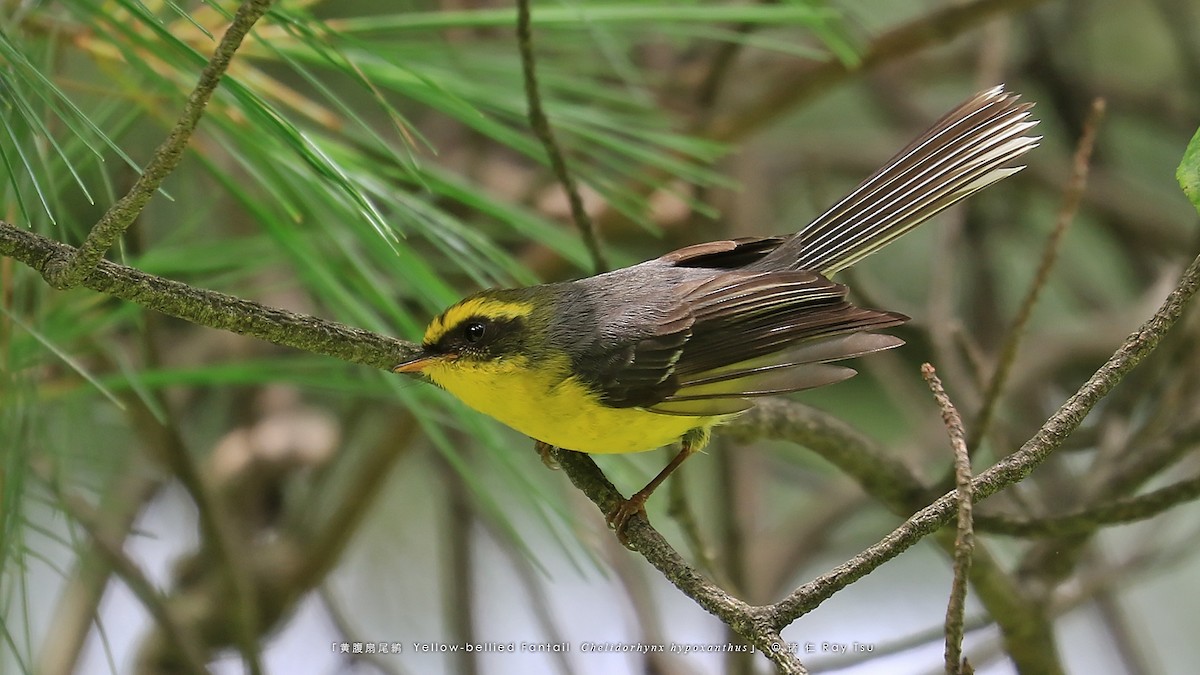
left=395, top=86, right=1040, bottom=544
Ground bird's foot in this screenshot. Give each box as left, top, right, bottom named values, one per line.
left=605, top=494, right=648, bottom=549
left=534, top=441, right=559, bottom=470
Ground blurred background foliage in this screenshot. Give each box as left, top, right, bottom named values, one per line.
left=2, top=0, right=1200, bottom=673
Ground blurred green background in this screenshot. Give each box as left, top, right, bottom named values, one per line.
left=3, top=1, right=1200, bottom=673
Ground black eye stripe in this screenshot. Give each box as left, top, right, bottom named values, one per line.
left=434, top=315, right=524, bottom=353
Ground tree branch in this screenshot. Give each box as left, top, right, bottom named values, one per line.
left=702, top=0, right=1054, bottom=143
left=723, top=398, right=928, bottom=512
left=976, top=473, right=1200, bottom=537
left=770, top=248, right=1200, bottom=626
left=44, top=0, right=277, bottom=290
left=922, top=364, right=975, bottom=675
left=550, top=449, right=808, bottom=674
left=0, top=222, right=415, bottom=370
left=50, top=486, right=209, bottom=675
left=970, top=98, right=1106, bottom=450
left=515, top=0, right=608, bottom=273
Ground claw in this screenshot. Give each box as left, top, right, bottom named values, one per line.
left=606, top=495, right=648, bottom=548
left=601, top=433, right=706, bottom=548
left=534, top=441, right=559, bottom=469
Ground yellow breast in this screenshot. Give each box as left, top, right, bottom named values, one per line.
left=422, top=355, right=722, bottom=454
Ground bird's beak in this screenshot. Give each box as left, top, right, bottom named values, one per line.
left=392, top=352, right=454, bottom=374
left=392, top=355, right=434, bottom=374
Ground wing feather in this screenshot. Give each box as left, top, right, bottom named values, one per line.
left=586, top=267, right=905, bottom=412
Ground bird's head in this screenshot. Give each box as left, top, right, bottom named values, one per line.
left=392, top=289, right=543, bottom=381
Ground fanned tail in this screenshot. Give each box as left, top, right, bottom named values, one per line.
left=752, top=85, right=1040, bottom=276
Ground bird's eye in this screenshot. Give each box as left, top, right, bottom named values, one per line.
left=463, top=320, right=487, bottom=343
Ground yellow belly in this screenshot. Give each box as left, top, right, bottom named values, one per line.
left=423, top=355, right=724, bottom=453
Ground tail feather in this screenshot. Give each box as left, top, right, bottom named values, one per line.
left=753, top=85, right=1040, bottom=276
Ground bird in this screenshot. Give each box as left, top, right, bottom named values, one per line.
left=394, top=85, right=1039, bottom=544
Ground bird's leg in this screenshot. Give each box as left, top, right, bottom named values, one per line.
left=534, top=440, right=559, bottom=469
left=607, top=433, right=702, bottom=547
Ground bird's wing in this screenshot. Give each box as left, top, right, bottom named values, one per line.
left=584, top=268, right=906, bottom=416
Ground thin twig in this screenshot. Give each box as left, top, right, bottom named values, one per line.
left=37, top=469, right=163, bottom=675
left=44, top=0, right=276, bottom=290
left=970, top=98, right=1107, bottom=451
left=922, top=364, right=975, bottom=675
left=704, top=0, right=1052, bottom=142
left=668, top=395, right=1065, bottom=673
left=515, top=0, right=607, bottom=273
left=771, top=249, right=1200, bottom=627
left=549, top=448, right=806, bottom=674
left=442, top=453, right=479, bottom=675
left=50, top=488, right=209, bottom=675
left=161, top=439, right=266, bottom=675
left=693, top=0, right=780, bottom=112
left=723, top=398, right=928, bottom=513
left=665, top=457, right=722, bottom=583
left=763, top=627, right=810, bottom=675
left=935, top=532, right=1061, bottom=674
left=1091, top=584, right=1163, bottom=675
left=318, top=586, right=411, bottom=675
left=298, top=413, right=420, bottom=589
left=475, top=518, right=579, bottom=675
left=976, top=473, right=1200, bottom=537
left=809, top=615, right=993, bottom=671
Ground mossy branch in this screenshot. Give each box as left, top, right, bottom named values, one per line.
left=1, top=223, right=416, bottom=369
left=44, top=0, right=277, bottom=290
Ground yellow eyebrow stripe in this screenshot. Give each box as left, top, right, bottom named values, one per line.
left=424, top=296, right=534, bottom=344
